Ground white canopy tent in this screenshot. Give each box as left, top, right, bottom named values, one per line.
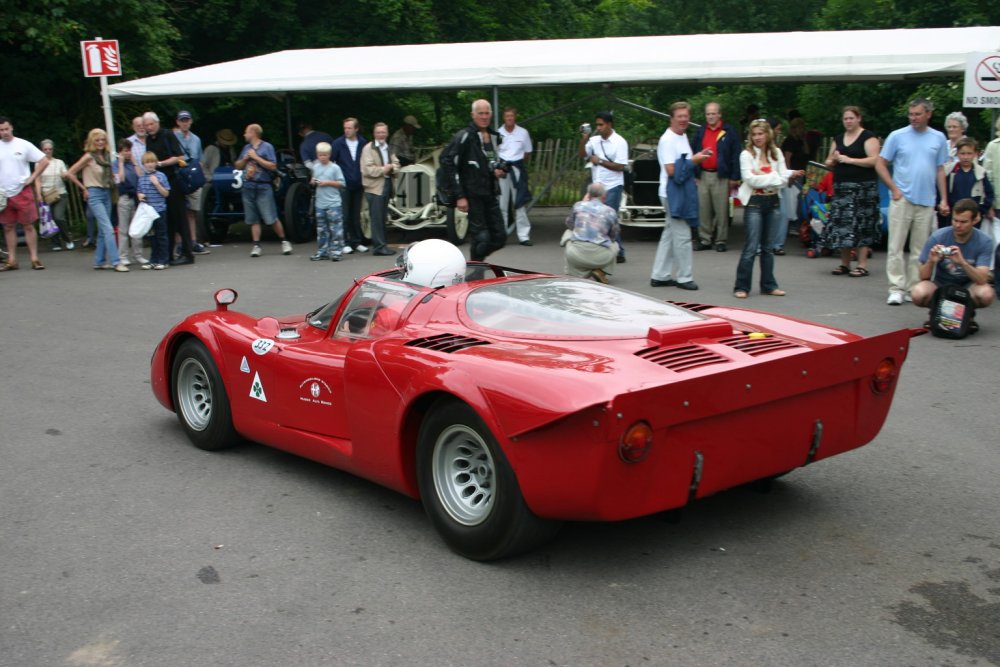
left=109, top=27, right=1000, bottom=99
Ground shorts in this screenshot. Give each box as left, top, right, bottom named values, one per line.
left=242, top=186, right=278, bottom=225
left=185, top=188, right=203, bottom=212
left=0, top=187, right=39, bottom=226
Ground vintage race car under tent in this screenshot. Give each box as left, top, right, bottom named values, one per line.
left=108, top=27, right=1000, bottom=100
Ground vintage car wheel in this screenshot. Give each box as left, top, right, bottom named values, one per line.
left=360, top=207, right=372, bottom=241
left=417, top=399, right=559, bottom=560
left=283, top=181, right=314, bottom=244
left=445, top=207, right=468, bottom=245
left=198, top=188, right=231, bottom=244
left=171, top=339, right=240, bottom=451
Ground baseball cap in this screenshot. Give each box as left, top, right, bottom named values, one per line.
left=403, top=115, right=421, bottom=129
left=177, top=110, right=193, bottom=121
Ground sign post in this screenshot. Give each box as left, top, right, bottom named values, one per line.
left=80, top=38, right=123, bottom=155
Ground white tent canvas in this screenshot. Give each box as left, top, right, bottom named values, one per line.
left=109, top=27, right=1000, bottom=99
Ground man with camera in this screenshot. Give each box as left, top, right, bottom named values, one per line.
left=440, top=99, right=507, bottom=262
left=911, top=198, right=994, bottom=329
left=578, top=111, right=629, bottom=262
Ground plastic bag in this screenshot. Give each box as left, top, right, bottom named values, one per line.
left=129, top=202, right=159, bottom=238
left=38, top=202, right=60, bottom=238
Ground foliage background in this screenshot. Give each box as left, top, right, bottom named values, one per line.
left=3, top=0, right=1000, bottom=156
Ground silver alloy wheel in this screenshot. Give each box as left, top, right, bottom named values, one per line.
left=176, top=357, right=213, bottom=431
left=432, top=424, right=495, bottom=526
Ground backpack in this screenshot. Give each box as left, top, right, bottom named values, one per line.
left=929, top=284, right=975, bottom=339
left=177, top=164, right=206, bottom=194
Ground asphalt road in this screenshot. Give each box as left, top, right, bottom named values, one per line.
left=2, top=209, right=998, bottom=667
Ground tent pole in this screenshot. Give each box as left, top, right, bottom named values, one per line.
left=285, top=95, right=294, bottom=155
left=492, top=87, right=499, bottom=129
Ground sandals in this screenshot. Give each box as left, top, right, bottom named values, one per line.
left=849, top=267, right=869, bottom=277
left=0, top=260, right=18, bottom=272
left=31, top=259, right=45, bottom=270
left=832, top=265, right=851, bottom=275
left=733, top=290, right=748, bottom=299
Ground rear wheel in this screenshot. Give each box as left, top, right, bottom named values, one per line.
left=416, top=398, right=560, bottom=560
left=171, top=339, right=240, bottom=451
left=283, top=181, right=314, bottom=243
left=445, top=208, right=468, bottom=245
left=199, top=188, right=231, bottom=244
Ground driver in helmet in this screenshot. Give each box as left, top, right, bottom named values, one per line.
left=367, top=240, right=467, bottom=336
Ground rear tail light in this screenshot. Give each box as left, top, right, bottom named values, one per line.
left=619, top=421, right=653, bottom=463
left=871, top=357, right=897, bottom=394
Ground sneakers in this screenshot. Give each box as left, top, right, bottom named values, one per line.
left=342, top=246, right=353, bottom=255
left=354, top=244, right=369, bottom=253
left=152, top=263, right=168, bottom=270
left=141, top=263, right=154, bottom=270
left=114, top=263, right=130, bottom=272
left=119, top=257, right=131, bottom=266
left=310, top=253, right=329, bottom=261
left=65, top=241, right=76, bottom=250
left=281, top=239, right=293, bottom=255
left=135, top=256, right=150, bottom=265
left=886, top=292, right=904, bottom=306
left=250, top=244, right=262, bottom=257
left=903, top=293, right=913, bottom=303
left=192, top=242, right=211, bottom=255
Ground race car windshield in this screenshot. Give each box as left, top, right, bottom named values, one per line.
left=465, top=278, right=704, bottom=337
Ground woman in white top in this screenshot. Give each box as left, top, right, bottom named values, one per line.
left=37, top=139, right=74, bottom=250
left=734, top=119, right=803, bottom=298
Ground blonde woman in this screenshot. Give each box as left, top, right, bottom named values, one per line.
left=734, top=119, right=804, bottom=298
left=67, top=129, right=126, bottom=271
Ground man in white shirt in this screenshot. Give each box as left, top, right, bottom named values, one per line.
left=579, top=112, right=629, bottom=262
left=497, top=107, right=534, bottom=245
left=0, top=116, right=49, bottom=271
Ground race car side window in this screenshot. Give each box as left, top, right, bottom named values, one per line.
left=333, top=281, right=419, bottom=340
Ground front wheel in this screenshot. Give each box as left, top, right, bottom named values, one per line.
left=445, top=207, right=468, bottom=245
left=283, top=181, right=314, bottom=243
left=416, top=399, right=560, bottom=560
left=171, top=339, right=240, bottom=451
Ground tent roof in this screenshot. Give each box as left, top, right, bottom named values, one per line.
left=108, top=27, right=1000, bottom=99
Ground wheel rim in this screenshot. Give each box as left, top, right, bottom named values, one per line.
left=176, top=357, right=213, bottom=431
left=432, top=424, right=495, bottom=526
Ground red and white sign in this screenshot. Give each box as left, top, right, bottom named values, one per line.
left=80, top=39, right=122, bottom=78
left=963, top=52, right=1000, bottom=108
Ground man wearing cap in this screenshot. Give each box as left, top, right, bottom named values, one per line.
left=497, top=107, right=534, bottom=245
left=173, top=110, right=209, bottom=255
left=298, top=122, right=334, bottom=168
left=390, top=115, right=420, bottom=167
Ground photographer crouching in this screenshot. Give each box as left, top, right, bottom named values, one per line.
left=440, top=99, right=509, bottom=262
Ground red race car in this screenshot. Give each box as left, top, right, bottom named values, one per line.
left=151, top=245, right=919, bottom=560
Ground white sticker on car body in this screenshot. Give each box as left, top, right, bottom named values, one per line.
left=251, top=338, right=275, bottom=356
left=249, top=372, right=267, bottom=402
left=240, top=356, right=250, bottom=373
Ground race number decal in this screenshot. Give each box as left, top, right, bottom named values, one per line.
left=251, top=338, right=275, bottom=356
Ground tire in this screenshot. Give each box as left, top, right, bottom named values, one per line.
left=360, top=206, right=372, bottom=241
left=445, top=207, right=468, bottom=245
left=199, top=188, right=230, bottom=244
left=283, top=181, right=314, bottom=243
left=171, top=339, right=240, bottom=451
left=416, top=399, right=560, bottom=560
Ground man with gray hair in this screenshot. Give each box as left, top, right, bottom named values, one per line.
left=440, top=99, right=506, bottom=261
left=876, top=98, right=950, bottom=305
left=143, top=111, right=195, bottom=265
left=563, top=181, right=620, bottom=283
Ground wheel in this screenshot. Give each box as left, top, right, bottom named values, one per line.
left=360, top=205, right=372, bottom=240
left=171, top=339, right=240, bottom=451
left=198, top=188, right=231, bottom=244
left=283, top=181, right=314, bottom=243
left=416, top=399, right=560, bottom=560
left=445, top=207, right=468, bottom=245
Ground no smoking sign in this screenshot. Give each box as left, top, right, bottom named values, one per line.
left=964, top=52, right=1000, bottom=108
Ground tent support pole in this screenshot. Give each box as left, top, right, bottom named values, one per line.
left=284, top=95, right=294, bottom=155
left=492, top=87, right=499, bottom=129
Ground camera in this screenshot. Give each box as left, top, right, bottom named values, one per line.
left=580, top=123, right=592, bottom=135
left=937, top=247, right=953, bottom=257
left=489, top=158, right=510, bottom=174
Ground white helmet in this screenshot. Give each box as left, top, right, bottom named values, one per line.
left=400, top=239, right=467, bottom=288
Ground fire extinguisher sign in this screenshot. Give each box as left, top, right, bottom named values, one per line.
left=80, top=39, right=122, bottom=78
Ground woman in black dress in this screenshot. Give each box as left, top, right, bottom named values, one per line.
left=822, top=106, right=881, bottom=277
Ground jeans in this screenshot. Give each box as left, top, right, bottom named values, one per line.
left=316, top=205, right=344, bottom=257
left=604, top=185, right=625, bottom=258
left=87, top=187, right=120, bottom=267
left=735, top=195, right=780, bottom=293
left=149, top=213, right=170, bottom=265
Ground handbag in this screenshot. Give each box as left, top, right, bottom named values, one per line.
left=129, top=202, right=159, bottom=238
left=177, top=164, right=206, bottom=194
left=42, top=189, right=61, bottom=205
left=38, top=202, right=60, bottom=238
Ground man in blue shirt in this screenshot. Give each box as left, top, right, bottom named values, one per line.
left=911, top=198, right=995, bottom=326
left=235, top=123, right=293, bottom=258
left=876, top=98, right=950, bottom=306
